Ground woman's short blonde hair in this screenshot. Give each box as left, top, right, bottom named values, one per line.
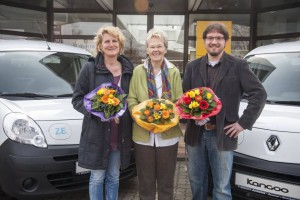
left=145, top=29, right=168, bottom=49
left=94, top=26, right=126, bottom=54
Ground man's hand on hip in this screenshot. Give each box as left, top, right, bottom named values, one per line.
left=224, top=122, right=244, bottom=138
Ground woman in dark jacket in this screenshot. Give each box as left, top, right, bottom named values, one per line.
left=72, top=26, right=133, bottom=200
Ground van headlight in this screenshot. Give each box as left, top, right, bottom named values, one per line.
left=3, top=113, right=47, bottom=148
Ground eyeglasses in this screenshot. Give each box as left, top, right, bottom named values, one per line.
left=148, top=45, right=164, bottom=50
left=205, top=37, right=225, bottom=42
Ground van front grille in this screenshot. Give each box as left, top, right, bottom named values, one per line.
left=47, top=171, right=90, bottom=190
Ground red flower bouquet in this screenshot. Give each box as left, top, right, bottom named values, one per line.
left=175, top=87, right=222, bottom=120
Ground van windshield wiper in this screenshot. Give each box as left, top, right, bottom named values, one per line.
left=56, top=93, right=73, bottom=97
left=266, top=100, right=300, bottom=105
left=0, top=92, right=55, bottom=98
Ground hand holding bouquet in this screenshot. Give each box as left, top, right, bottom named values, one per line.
left=132, top=98, right=179, bottom=133
left=84, top=82, right=127, bottom=122
left=175, top=87, right=222, bottom=120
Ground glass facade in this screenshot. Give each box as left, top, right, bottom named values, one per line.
left=0, top=0, right=299, bottom=72
left=0, top=5, right=47, bottom=34
left=259, top=0, right=299, bottom=8
left=116, top=15, right=147, bottom=67
left=54, top=13, right=112, bottom=35
left=154, top=15, right=185, bottom=72
left=189, top=14, right=250, bottom=37
left=196, top=0, right=251, bottom=10
left=257, top=7, right=300, bottom=36
left=53, top=0, right=110, bottom=10
left=55, top=39, right=96, bottom=55
left=256, top=38, right=300, bottom=47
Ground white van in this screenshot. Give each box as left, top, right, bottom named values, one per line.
left=232, top=41, right=300, bottom=200
left=0, top=40, right=136, bottom=199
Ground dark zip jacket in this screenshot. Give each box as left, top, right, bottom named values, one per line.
left=72, top=53, right=134, bottom=170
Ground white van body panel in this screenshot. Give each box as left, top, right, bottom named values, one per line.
left=0, top=98, right=83, bottom=145
left=237, top=102, right=300, bottom=164
left=231, top=41, right=300, bottom=199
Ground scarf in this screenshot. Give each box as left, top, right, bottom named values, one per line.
left=146, top=59, right=172, bottom=100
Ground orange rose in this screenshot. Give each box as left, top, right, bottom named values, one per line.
left=195, top=95, right=202, bottom=102
left=154, top=103, right=161, bottom=111
left=101, top=95, right=109, bottom=103
left=109, top=89, right=116, bottom=94
left=147, top=101, right=154, bottom=108
left=104, top=89, right=110, bottom=96
left=162, top=110, right=170, bottom=119
left=143, top=109, right=151, bottom=116
left=147, top=116, right=154, bottom=123
left=113, top=98, right=120, bottom=106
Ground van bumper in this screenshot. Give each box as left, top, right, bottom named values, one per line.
left=231, top=152, right=300, bottom=200
left=0, top=140, right=136, bottom=200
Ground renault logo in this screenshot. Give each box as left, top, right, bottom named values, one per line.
left=266, top=135, right=280, bottom=151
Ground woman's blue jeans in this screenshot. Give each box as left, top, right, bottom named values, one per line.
left=89, top=151, right=120, bottom=200
left=187, top=130, right=233, bottom=200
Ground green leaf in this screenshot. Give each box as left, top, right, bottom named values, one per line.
left=182, top=107, right=190, bottom=113
left=118, top=94, right=127, bottom=101
left=90, top=94, right=99, bottom=101
left=104, top=110, right=110, bottom=119
left=140, top=115, right=147, bottom=120
left=92, top=102, right=100, bottom=110
left=152, top=98, right=158, bottom=103
left=194, top=112, right=202, bottom=117
left=210, top=101, right=217, bottom=107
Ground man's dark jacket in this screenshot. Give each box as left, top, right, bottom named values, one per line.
left=72, top=53, right=133, bottom=170
left=182, top=52, right=267, bottom=150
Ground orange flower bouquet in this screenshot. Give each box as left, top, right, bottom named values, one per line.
left=175, top=87, right=222, bottom=120
left=132, top=98, right=180, bottom=133
left=84, top=82, right=127, bottom=121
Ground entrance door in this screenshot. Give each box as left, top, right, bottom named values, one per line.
left=117, top=14, right=185, bottom=73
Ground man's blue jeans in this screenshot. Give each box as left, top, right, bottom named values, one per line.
left=187, top=130, right=233, bottom=200
left=89, top=151, right=120, bottom=200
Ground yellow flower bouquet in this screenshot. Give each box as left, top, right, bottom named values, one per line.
left=132, top=98, right=180, bottom=133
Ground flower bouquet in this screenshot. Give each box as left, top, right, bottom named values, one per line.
left=132, top=98, right=180, bottom=133
left=84, top=82, right=127, bottom=122
left=175, top=87, right=222, bottom=120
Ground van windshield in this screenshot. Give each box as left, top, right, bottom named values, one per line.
left=246, top=52, right=300, bottom=103
left=0, top=51, right=89, bottom=97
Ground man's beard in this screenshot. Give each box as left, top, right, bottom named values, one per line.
left=208, top=51, right=222, bottom=57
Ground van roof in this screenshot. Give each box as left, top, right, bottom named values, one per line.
left=0, top=40, right=92, bottom=55
left=245, top=41, right=300, bottom=57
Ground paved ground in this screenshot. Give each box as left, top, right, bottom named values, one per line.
left=41, top=160, right=192, bottom=200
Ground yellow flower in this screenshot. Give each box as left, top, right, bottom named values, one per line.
left=97, top=88, right=105, bottom=95
left=153, top=112, right=161, bottom=120
left=107, top=98, right=114, bottom=105
left=189, top=101, right=199, bottom=109
left=108, top=94, right=114, bottom=98
left=188, top=91, right=196, bottom=98
left=206, top=93, right=212, bottom=100
left=160, top=103, right=167, bottom=110
left=194, top=89, right=200, bottom=95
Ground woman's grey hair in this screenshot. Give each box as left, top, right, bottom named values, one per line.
left=94, top=26, right=126, bottom=54
left=145, top=29, right=168, bottom=49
